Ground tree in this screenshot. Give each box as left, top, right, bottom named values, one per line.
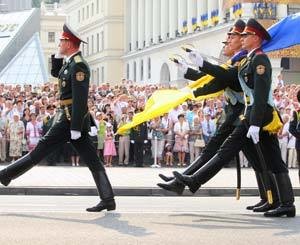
left=32, top=0, right=41, bottom=8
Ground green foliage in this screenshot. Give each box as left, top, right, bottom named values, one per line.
left=32, top=0, right=60, bottom=7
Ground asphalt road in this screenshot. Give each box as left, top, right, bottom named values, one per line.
left=0, top=196, right=299, bottom=245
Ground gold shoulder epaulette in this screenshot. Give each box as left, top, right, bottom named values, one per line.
left=74, top=55, right=83, bottom=63
left=43, top=116, right=49, bottom=124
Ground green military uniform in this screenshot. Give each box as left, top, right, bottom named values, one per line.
left=174, top=19, right=295, bottom=217
left=0, top=23, right=115, bottom=213
left=130, top=122, right=148, bottom=167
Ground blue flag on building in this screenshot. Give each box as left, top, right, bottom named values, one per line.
left=262, top=13, right=300, bottom=52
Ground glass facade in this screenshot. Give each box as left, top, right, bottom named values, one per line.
left=0, top=33, right=48, bottom=85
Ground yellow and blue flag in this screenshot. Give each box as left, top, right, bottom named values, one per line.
left=263, top=13, right=300, bottom=52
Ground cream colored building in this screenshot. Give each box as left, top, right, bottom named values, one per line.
left=40, top=2, right=66, bottom=81
left=123, top=0, right=297, bottom=85
left=61, top=0, right=124, bottom=85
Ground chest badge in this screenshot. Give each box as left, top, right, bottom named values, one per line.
left=76, top=72, right=85, bottom=81
left=62, top=81, right=66, bottom=87
left=64, top=69, right=68, bottom=74
left=256, top=65, right=266, bottom=75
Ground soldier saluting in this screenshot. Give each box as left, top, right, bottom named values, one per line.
left=0, top=23, right=115, bottom=212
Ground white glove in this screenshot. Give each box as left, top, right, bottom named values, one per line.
left=188, top=50, right=204, bottom=67
left=71, top=130, right=81, bottom=140
left=88, top=126, right=98, bottom=137
left=144, top=140, right=148, bottom=144
left=130, top=140, right=135, bottom=144
left=180, top=87, right=195, bottom=99
left=246, top=125, right=260, bottom=144
left=176, top=60, right=188, bottom=74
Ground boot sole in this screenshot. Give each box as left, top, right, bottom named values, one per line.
left=158, top=174, right=174, bottom=182
left=264, top=209, right=296, bottom=218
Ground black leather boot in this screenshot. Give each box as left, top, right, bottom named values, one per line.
left=0, top=154, right=35, bottom=186
left=86, top=171, right=116, bottom=212
left=173, top=155, right=225, bottom=193
left=253, top=172, right=280, bottom=212
left=264, top=173, right=296, bottom=217
left=157, top=180, right=185, bottom=195
left=158, top=174, right=174, bottom=182
left=158, top=155, right=206, bottom=183
left=246, top=171, right=267, bottom=210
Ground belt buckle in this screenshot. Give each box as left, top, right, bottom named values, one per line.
left=64, top=106, right=71, bottom=121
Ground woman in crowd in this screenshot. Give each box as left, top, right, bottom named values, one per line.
left=103, top=123, right=116, bottom=167
left=26, top=112, right=42, bottom=151
left=150, top=117, right=166, bottom=167
left=173, top=114, right=189, bottom=167
left=7, top=112, right=24, bottom=162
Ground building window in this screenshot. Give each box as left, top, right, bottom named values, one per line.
left=97, top=67, right=100, bottom=84
left=134, top=61, right=137, bottom=82
left=126, top=63, right=130, bottom=80
left=91, top=69, right=94, bottom=82
left=97, top=33, right=100, bottom=52
left=96, top=0, right=99, bottom=14
left=288, top=3, right=300, bottom=14
left=87, top=5, right=89, bottom=19
left=78, top=10, right=80, bottom=23
left=91, top=35, right=94, bottom=54
left=82, top=7, right=85, bottom=21
left=48, top=57, right=52, bottom=74
left=87, top=37, right=89, bottom=55
left=101, top=66, right=104, bottom=83
left=100, top=0, right=104, bottom=13
left=48, top=32, right=55, bottom=43
left=148, top=58, right=151, bottom=79
left=101, top=31, right=104, bottom=51
left=91, top=3, right=94, bottom=16
left=140, top=60, right=144, bottom=81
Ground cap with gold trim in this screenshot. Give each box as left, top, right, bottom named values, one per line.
left=60, top=23, right=87, bottom=45
left=242, top=18, right=271, bottom=41
left=228, top=19, right=246, bottom=35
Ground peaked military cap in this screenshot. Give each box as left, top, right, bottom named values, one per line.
left=60, top=23, right=87, bottom=44
left=242, top=18, right=271, bottom=41
left=228, top=19, right=245, bottom=35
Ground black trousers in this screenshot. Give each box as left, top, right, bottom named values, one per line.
left=196, top=102, right=261, bottom=172
left=30, top=112, right=105, bottom=172
left=133, top=141, right=144, bottom=166
left=215, top=121, right=288, bottom=174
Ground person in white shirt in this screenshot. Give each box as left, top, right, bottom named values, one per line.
left=278, top=114, right=290, bottom=163
left=201, top=112, right=216, bottom=144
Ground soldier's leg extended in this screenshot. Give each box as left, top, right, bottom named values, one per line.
left=157, top=124, right=235, bottom=194
left=71, top=134, right=115, bottom=212
left=173, top=123, right=249, bottom=192
left=261, top=133, right=295, bottom=217
left=0, top=118, right=69, bottom=186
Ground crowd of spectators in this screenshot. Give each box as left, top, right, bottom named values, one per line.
left=0, top=75, right=299, bottom=169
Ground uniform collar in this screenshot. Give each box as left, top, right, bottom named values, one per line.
left=65, top=51, right=80, bottom=63
left=247, top=47, right=260, bottom=58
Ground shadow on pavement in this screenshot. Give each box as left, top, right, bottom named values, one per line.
left=2, top=212, right=154, bottom=237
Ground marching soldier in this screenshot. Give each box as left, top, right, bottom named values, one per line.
left=0, top=23, right=115, bottom=212
left=174, top=19, right=295, bottom=217
left=158, top=20, right=279, bottom=213
left=130, top=118, right=148, bottom=167
left=42, top=104, right=59, bottom=165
